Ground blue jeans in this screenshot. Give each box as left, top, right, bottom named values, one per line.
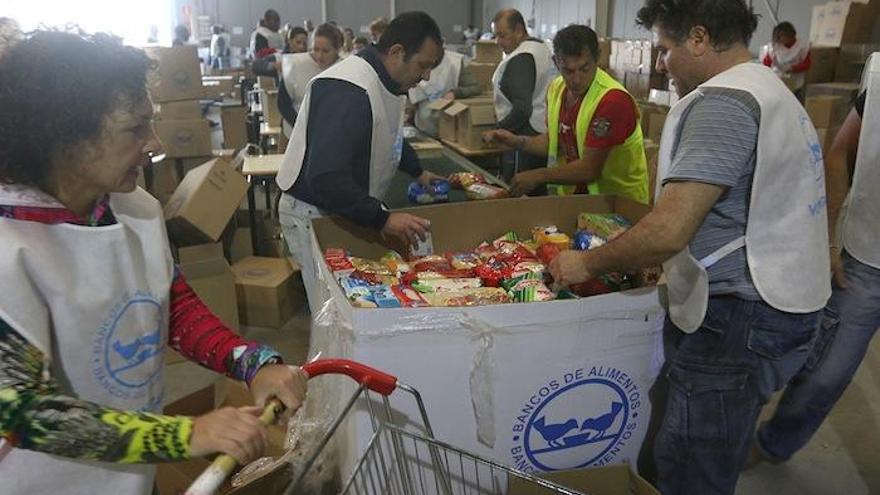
left=758, top=251, right=880, bottom=460
left=654, top=296, right=820, bottom=495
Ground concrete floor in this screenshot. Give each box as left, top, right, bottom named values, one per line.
left=167, top=305, right=880, bottom=494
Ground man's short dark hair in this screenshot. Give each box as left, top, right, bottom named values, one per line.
left=0, top=30, right=153, bottom=187
left=553, top=25, right=599, bottom=61
left=636, top=0, right=759, bottom=50
left=494, top=9, right=527, bottom=33
left=376, top=11, right=442, bottom=61
left=773, top=21, right=796, bottom=39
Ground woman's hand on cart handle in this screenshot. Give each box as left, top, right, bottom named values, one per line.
left=189, top=406, right=269, bottom=465
left=302, top=359, right=398, bottom=396
left=250, top=364, right=308, bottom=422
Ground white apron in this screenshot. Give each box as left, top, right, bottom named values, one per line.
left=277, top=55, right=406, bottom=200
left=766, top=39, right=810, bottom=91
left=281, top=52, right=335, bottom=137
left=491, top=40, right=556, bottom=133
left=656, top=62, right=831, bottom=333
left=249, top=26, right=283, bottom=57
left=408, top=50, right=463, bottom=136
left=0, top=185, right=173, bottom=494
left=841, top=52, right=880, bottom=269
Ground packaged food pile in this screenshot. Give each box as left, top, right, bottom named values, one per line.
left=325, top=213, right=656, bottom=309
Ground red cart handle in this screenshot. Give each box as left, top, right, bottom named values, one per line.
left=301, top=358, right=398, bottom=396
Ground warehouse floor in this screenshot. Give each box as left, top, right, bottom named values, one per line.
left=192, top=310, right=879, bottom=495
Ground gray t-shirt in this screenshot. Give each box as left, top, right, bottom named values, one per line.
left=664, top=87, right=761, bottom=300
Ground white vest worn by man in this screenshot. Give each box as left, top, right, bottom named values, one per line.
left=766, top=38, right=810, bottom=91
left=656, top=62, right=831, bottom=333
left=277, top=54, right=406, bottom=199
left=841, top=52, right=880, bottom=269
left=492, top=39, right=556, bottom=133
left=0, top=185, right=173, bottom=495
left=408, top=50, right=463, bottom=136
left=249, top=25, right=284, bottom=57
left=280, top=52, right=337, bottom=136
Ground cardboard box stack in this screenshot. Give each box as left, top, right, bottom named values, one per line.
left=835, top=42, right=880, bottom=82
left=202, top=75, right=238, bottom=100
left=807, top=46, right=841, bottom=84
left=144, top=46, right=213, bottom=161
left=810, top=0, right=880, bottom=49
left=469, top=41, right=502, bottom=93
left=220, top=104, right=249, bottom=150
left=232, top=256, right=305, bottom=328
left=806, top=95, right=852, bottom=150
left=806, top=81, right=861, bottom=101
left=607, top=39, right=667, bottom=100
left=435, top=96, right=497, bottom=149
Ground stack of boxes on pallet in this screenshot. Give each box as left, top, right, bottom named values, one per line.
left=806, top=0, right=880, bottom=85
left=469, top=40, right=502, bottom=92
left=144, top=46, right=214, bottom=204
left=607, top=39, right=666, bottom=101
left=806, top=84, right=861, bottom=151
left=144, top=47, right=304, bottom=343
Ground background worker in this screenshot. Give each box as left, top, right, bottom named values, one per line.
left=250, top=9, right=284, bottom=59
left=490, top=8, right=556, bottom=193
left=276, top=12, right=445, bottom=313
left=484, top=24, right=648, bottom=203
left=762, top=21, right=811, bottom=102
left=277, top=23, right=343, bottom=136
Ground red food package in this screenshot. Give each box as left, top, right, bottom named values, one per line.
left=465, top=183, right=509, bottom=200
left=326, top=257, right=354, bottom=272
left=537, top=243, right=563, bottom=264
left=448, top=172, right=487, bottom=189
left=475, top=264, right=505, bottom=287
left=324, top=248, right=347, bottom=260
left=413, top=259, right=454, bottom=273
left=392, top=285, right=431, bottom=307
left=475, top=242, right=500, bottom=260
left=351, top=270, right=399, bottom=287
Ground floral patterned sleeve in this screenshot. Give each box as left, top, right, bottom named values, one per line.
left=0, top=320, right=193, bottom=464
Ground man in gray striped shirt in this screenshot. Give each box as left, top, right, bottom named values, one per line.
left=550, top=1, right=830, bottom=494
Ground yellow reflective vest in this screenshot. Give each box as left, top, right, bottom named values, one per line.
left=546, top=70, right=649, bottom=204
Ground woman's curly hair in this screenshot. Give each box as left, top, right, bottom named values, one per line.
left=0, top=29, right=155, bottom=187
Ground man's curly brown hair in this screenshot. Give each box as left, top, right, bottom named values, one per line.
left=0, top=29, right=155, bottom=188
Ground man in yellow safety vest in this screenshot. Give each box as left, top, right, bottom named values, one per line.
left=484, top=24, right=649, bottom=203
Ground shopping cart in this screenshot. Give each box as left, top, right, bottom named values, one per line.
left=186, top=358, right=584, bottom=495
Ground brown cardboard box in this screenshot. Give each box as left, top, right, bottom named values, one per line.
left=474, top=40, right=502, bottom=63
left=178, top=243, right=240, bottom=330
left=442, top=98, right=497, bottom=149
left=807, top=46, right=840, bottom=83
left=257, top=76, right=277, bottom=90
left=598, top=38, right=612, bottom=70
left=232, top=257, right=305, bottom=328
left=644, top=140, right=660, bottom=205
left=221, top=105, right=249, bottom=150
left=202, top=75, right=237, bottom=98
left=468, top=61, right=498, bottom=92
left=165, top=158, right=249, bottom=245
left=806, top=81, right=861, bottom=101
left=154, top=100, right=203, bottom=121
left=434, top=99, right=458, bottom=141
left=508, top=464, right=659, bottom=495
left=228, top=227, right=254, bottom=264
left=154, top=119, right=213, bottom=158
left=261, top=90, right=282, bottom=127
left=806, top=95, right=850, bottom=128
left=144, top=46, right=204, bottom=103
left=835, top=42, right=880, bottom=82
